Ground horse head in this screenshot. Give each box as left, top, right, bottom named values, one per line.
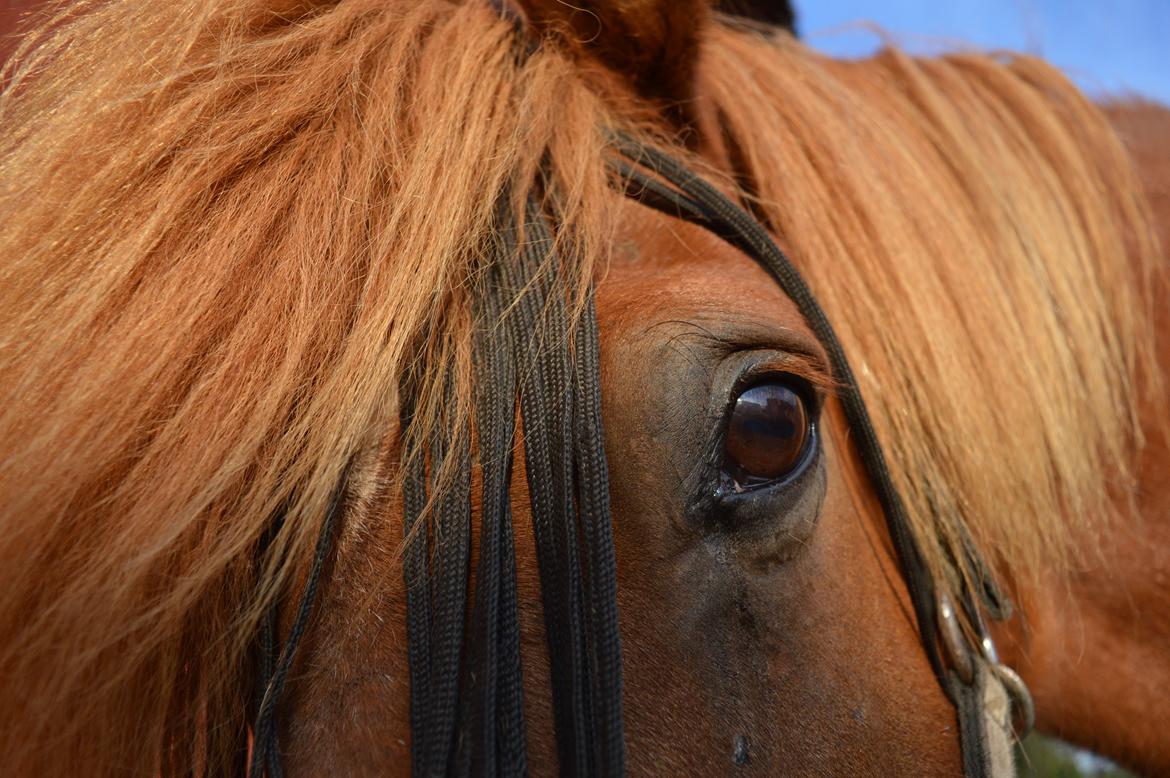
left=0, top=1, right=1166, bottom=775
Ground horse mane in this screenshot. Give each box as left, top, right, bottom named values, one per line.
left=0, top=1, right=616, bottom=772
left=702, top=25, right=1166, bottom=590
left=0, top=1, right=1162, bottom=774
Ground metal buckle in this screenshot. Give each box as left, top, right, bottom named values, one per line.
left=938, top=592, right=976, bottom=684
left=990, top=662, right=1035, bottom=737
left=937, top=591, right=1035, bottom=737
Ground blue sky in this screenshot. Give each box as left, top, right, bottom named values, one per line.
left=796, top=0, right=1170, bottom=106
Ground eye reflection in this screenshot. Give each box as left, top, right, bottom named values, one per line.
left=722, top=380, right=811, bottom=493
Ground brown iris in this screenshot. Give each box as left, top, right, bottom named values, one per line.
left=723, top=381, right=810, bottom=489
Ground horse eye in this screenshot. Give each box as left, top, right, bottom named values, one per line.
left=722, top=380, right=811, bottom=492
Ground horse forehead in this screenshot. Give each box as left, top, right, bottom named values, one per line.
left=600, top=200, right=812, bottom=335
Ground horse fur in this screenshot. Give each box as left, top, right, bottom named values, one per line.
left=0, top=0, right=1164, bottom=774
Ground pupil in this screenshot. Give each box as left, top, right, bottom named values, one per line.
left=724, top=382, right=809, bottom=486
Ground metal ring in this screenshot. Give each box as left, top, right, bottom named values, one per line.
left=937, top=592, right=976, bottom=685
left=991, top=662, right=1036, bottom=737
left=937, top=592, right=1034, bottom=738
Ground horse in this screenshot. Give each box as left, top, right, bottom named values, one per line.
left=0, top=0, right=1166, bottom=775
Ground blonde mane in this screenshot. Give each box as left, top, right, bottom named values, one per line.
left=0, top=1, right=1161, bottom=774
left=702, top=25, right=1164, bottom=590
left=0, top=1, right=615, bottom=772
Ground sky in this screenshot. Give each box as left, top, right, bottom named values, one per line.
left=796, top=0, right=1170, bottom=106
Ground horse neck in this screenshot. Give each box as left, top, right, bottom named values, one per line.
left=995, top=100, right=1170, bottom=775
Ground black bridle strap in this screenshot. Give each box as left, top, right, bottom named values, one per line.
left=459, top=195, right=528, bottom=778
left=501, top=195, right=607, bottom=776
left=611, top=142, right=944, bottom=671
left=504, top=197, right=591, bottom=776
left=490, top=193, right=624, bottom=776
left=398, top=189, right=625, bottom=778
left=251, top=469, right=350, bottom=778
left=610, top=136, right=1011, bottom=777
left=400, top=368, right=475, bottom=776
